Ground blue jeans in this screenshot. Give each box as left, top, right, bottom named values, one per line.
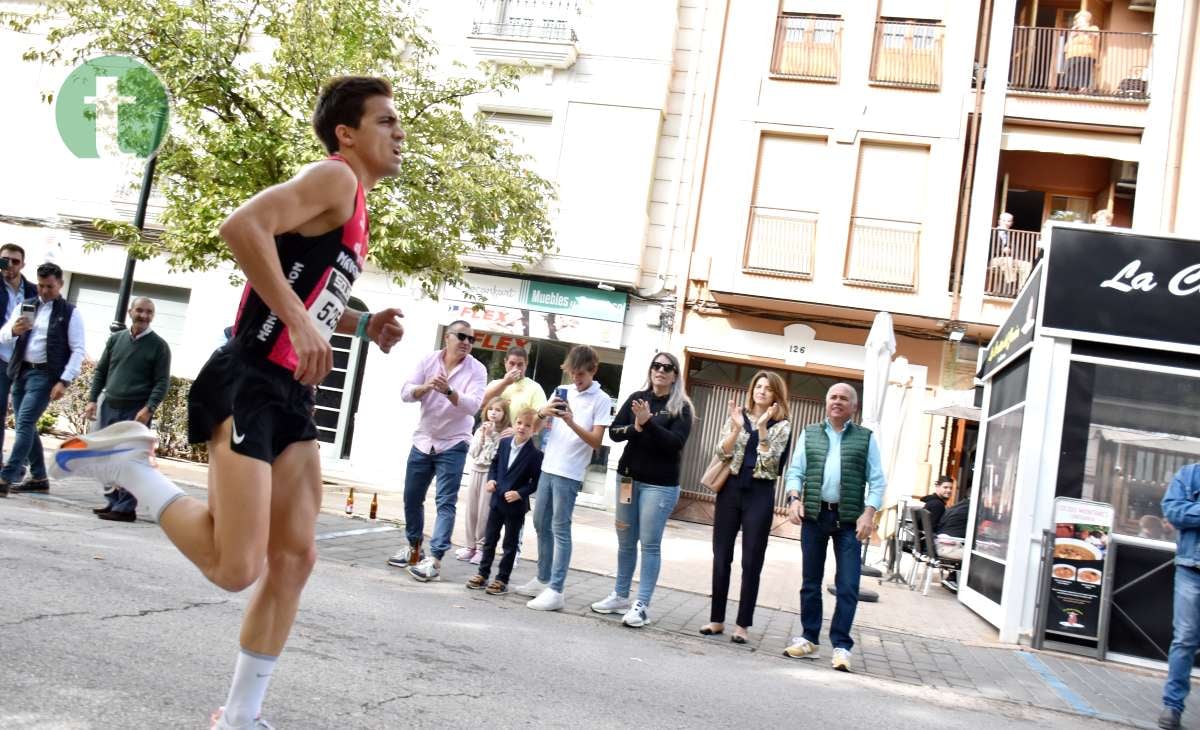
left=800, top=506, right=863, bottom=651
left=403, top=443, right=468, bottom=561
left=1165, top=564, right=1200, bottom=712
left=614, top=481, right=679, bottom=605
left=533, top=473, right=581, bottom=593
left=1, top=369, right=52, bottom=483
left=99, top=401, right=147, bottom=514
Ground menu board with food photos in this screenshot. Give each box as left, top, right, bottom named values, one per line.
left=1047, top=498, right=1114, bottom=641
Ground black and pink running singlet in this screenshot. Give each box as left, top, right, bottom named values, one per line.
left=230, top=154, right=369, bottom=370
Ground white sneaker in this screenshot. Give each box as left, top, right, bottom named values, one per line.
left=832, top=647, right=852, bottom=672
left=526, top=587, right=564, bottom=611
left=590, top=592, right=631, bottom=615
left=783, top=637, right=820, bottom=659
left=454, top=546, right=475, bottom=561
left=515, top=577, right=548, bottom=598
left=211, top=706, right=274, bottom=729
left=50, top=421, right=158, bottom=482
left=408, top=556, right=441, bottom=582
left=622, top=601, right=649, bottom=628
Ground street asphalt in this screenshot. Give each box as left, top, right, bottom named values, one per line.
left=0, top=494, right=1133, bottom=729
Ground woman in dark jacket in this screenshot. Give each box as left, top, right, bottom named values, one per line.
left=701, top=370, right=792, bottom=643
left=590, top=352, right=693, bottom=628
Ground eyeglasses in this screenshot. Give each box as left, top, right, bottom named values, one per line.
left=450, top=331, right=476, bottom=344
left=650, top=361, right=676, bottom=373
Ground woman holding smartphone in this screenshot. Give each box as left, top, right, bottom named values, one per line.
left=701, top=370, right=791, bottom=644
left=591, top=352, right=694, bottom=628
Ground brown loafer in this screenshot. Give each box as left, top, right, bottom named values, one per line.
left=486, top=580, right=508, bottom=595
left=466, top=575, right=486, bottom=590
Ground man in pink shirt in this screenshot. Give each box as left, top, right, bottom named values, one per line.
left=389, top=320, right=487, bottom=581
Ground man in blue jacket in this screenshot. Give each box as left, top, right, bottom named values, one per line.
left=1160, top=463, right=1200, bottom=730
left=0, top=244, right=38, bottom=473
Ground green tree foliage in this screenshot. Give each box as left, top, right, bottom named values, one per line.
left=10, top=0, right=556, bottom=296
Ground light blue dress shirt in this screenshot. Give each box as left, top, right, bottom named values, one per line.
left=784, top=419, right=887, bottom=511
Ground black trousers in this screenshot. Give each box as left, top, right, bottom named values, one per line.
left=476, top=505, right=525, bottom=584
left=710, top=480, right=775, bottom=627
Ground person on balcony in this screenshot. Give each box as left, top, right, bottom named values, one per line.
left=1063, top=11, right=1099, bottom=93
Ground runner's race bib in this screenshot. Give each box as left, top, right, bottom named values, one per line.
left=308, top=269, right=352, bottom=339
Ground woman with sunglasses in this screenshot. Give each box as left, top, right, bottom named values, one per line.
left=701, top=370, right=791, bottom=644
left=591, top=352, right=694, bottom=627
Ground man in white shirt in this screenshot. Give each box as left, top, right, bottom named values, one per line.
left=0, top=263, right=86, bottom=495
left=517, top=344, right=612, bottom=611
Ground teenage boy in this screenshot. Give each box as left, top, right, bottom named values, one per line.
left=517, top=345, right=612, bottom=611
left=466, top=407, right=542, bottom=595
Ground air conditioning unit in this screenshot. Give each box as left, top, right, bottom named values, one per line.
left=1129, top=0, right=1156, bottom=12
left=1115, top=160, right=1138, bottom=183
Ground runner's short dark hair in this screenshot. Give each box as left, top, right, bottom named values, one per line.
left=505, top=345, right=529, bottom=361
left=313, top=76, right=394, bottom=154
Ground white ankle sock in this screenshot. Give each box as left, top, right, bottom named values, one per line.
left=115, top=460, right=184, bottom=521
left=223, top=649, right=277, bottom=725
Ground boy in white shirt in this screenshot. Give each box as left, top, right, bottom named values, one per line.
left=517, top=345, right=612, bottom=611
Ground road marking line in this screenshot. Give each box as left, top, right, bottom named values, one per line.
left=315, top=525, right=398, bottom=541
left=1015, top=650, right=1097, bottom=716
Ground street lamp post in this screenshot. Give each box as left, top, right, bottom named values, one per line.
left=109, top=109, right=166, bottom=334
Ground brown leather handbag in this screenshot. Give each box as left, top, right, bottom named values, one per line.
left=700, top=454, right=732, bottom=493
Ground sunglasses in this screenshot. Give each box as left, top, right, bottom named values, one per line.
left=0, top=257, right=20, bottom=265
left=650, top=361, right=677, bottom=374
left=449, top=331, right=476, bottom=344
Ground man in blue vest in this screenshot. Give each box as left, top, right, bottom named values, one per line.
left=0, top=244, right=38, bottom=473
left=0, top=262, right=86, bottom=496
left=781, top=382, right=886, bottom=672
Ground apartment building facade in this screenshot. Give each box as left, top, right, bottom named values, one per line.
left=667, top=0, right=985, bottom=532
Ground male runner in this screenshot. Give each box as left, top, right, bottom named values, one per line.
left=50, top=76, right=406, bottom=728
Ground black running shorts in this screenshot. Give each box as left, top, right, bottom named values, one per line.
left=187, top=345, right=318, bottom=464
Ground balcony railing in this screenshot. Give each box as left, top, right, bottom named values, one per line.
left=471, top=20, right=576, bottom=42
left=984, top=228, right=1040, bottom=298
left=744, top=206, right=817, bottom=279
left=770, top=14, right=842, bottom=81
left=845, top=217, right=920, bottom=290
left=869, top=20, right=944, bottom=90
left=1009, top=26, right=1153, bottom=100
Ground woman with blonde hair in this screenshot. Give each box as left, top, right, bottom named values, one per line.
left=1063, top=10, right=1099, bottom=93
left=701, top=370, right=792, bottom=643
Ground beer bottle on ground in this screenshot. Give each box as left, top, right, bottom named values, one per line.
left=369, top=493, right=379, bottom=520
left=345, top=487, right=355, bottom=516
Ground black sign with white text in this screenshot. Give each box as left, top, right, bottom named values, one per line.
left=979, top=265, right=1041, bottom=381
left=1042, top=227, right=1200, bottom=352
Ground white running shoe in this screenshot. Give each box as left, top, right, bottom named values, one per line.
left=515, top=577, right=548, bottom=598
left=50, top=421, right=157, bottom=483
left=211, top=706, right=274, bottom=729
left=622, top=601, right=649, bottom=628
left=590, top=592, right=631, bottom=615
left=832, top=647, right=852, bottom=672
left=526, top=587, right=565, bottom=611
left=408, top=556, right=441, bottom=582
left=454, top=546, right=475, bottom=561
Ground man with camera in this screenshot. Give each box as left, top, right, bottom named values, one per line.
left=0, top=262, right=86, bottom=496
left=0, top=244, right=38, bottom=476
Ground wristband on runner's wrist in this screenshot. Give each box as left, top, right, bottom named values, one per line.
left=355, top=311, right=372, bottom=341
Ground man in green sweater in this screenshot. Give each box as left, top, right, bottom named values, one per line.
left=84, top=297, right=171, bottom=521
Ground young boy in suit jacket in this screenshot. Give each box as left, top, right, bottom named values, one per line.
left=466, top=407, right=543, bottom=595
